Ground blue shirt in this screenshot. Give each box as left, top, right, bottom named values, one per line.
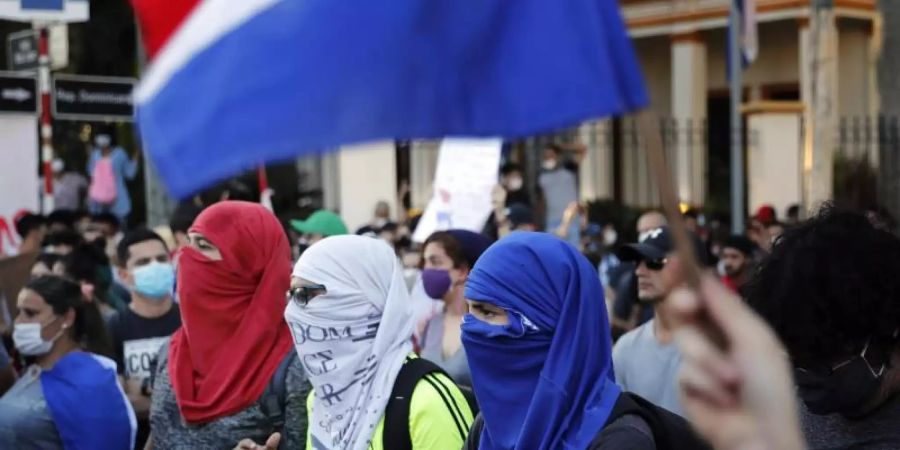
left=88, top=147, right=138, bottom=218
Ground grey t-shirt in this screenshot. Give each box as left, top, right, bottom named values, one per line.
left=800, top=393, right=900, bottom=450
left=419, top=312, right=472, bottom=387
left=538, top=167, right=578, bottom=225
left=612, top=319, right=684, bottom=416
left=0, top=366, right=63, bottom=450
left=150, top=341, right=310, bottom=450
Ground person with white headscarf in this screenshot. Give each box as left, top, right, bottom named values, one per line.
left=281, top=235, right=472, bottom=450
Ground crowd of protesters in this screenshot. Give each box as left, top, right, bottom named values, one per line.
left=0, top=140, right=898, bottom=450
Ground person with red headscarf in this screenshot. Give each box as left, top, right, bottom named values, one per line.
left=145, top=201, right=309, bottom=449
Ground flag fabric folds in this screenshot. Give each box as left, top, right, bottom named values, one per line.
left=135, top=0, right=649, bottom=198
left=41, top=352, right=137, bottom=450
left=728, top=0, right=758, bottom=79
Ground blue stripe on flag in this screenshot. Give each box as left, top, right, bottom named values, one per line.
left=41, top=353, right=136, bottom=450
left=138, top=0, right=648, bottom=198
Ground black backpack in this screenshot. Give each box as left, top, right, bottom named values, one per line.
left=257, top=350, right=298, bottom=437
left=464, top=392, right=711, bottom=450
left=383, top=357, right=478, bottom=450
left=604, top=393, right=711, bottom=450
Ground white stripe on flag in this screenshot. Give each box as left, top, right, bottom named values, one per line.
left=135, top=0, right=280, bottom=104
left=741, top=0, right=758, bottom=62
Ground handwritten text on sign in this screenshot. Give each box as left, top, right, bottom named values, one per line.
left=412, top=138, right=501, bottom=242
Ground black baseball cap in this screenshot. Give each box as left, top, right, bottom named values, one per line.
left=616, top=227, right=707, bottom=264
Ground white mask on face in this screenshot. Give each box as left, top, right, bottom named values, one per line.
left=506, top=177, right=523, bottom=191
left=542, top=160, right=557, bottom=171
left=13, top=318, right=65, bottom=356
left=603, top=228, right=618, bottom=247
left=95, top=134, right=111, bottom=148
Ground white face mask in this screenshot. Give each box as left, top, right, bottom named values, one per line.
left=13, top=318, right=65, bottom=356
left=542, top=160, right=557, bottom=171
left=603, top=229, right=618, bottom=246
left=506, top=177, right=523, bottom=191
left=95, top=134, right=111, bottom=148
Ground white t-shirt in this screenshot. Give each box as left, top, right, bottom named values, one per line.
left=612, top=319, right=684, bottom=416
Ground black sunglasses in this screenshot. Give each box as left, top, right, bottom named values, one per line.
left=644, top=258, right=668, bottom=271
left=286, top=284, right=327, bottom=307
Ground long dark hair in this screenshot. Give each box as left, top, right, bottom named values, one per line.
left=422, top=232, right=468, bottom=269
left=25, top=275, right=112, bottom=358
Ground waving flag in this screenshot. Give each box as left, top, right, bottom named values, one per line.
left=134, top=0, right=648, bottom=198
left=728, top=0, right=758, bottom=78
left=42, top=353, right=137, bottom=450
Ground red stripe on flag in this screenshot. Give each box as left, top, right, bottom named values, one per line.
left=131, top=0, right=202, bottom=59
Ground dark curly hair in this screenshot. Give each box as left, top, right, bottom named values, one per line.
left=748, top=205, right=900, bottom=366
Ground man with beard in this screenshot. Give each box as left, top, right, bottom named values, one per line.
left=719, top=235, right=756, bottom=295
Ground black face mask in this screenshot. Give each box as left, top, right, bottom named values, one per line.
left=794, top=338, right=888, bottom=415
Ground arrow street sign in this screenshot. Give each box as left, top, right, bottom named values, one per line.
left=0, top=71, right=38, bottom=114
left=53, top=74, right=135, bottom=121
left=7, top=29, right=38, bottom=72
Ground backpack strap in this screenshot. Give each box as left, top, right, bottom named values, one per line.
left=258, top=351, right=298, bottom=437
left=605, top=392, right=712, bottom=450
left=383, top=357, right=450, bottom=450
left=463, top=414, right=485, bottom=450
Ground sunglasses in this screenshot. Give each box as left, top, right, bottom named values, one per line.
left=286, top=284, right=327, bottom=307
left=643, top=258, right=668, bottom=271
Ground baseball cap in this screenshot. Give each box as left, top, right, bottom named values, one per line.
left=290, top=210, right=348, bottom=237
left=615, top=226, right=707, bottom=264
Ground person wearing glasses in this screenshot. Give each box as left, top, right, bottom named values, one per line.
left=275, top=235, right=473, bottom=450
left=748, top=206, right=900, bottom=450
left=145, top=201, right=309, bottom=450
left=611, top=227, right=707, bottom=417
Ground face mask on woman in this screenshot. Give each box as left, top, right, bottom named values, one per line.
left=14, top=317, right=66, bottom=356
left=421, top=268, right=452, bottom=299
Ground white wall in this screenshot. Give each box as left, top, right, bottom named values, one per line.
left=747, top=111, right=803, bottom=216
left=0, top=116, right=39, bottom=254
left=634, top=36, right=672, bottom=116
left=337, top=141, right=397, bottom=232
left=838, top=22, right=872, bottom=118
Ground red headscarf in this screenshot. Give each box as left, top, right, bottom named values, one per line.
left=168, top=201, right=293, bottom=423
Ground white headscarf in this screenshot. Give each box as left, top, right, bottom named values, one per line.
left=286, top=235, right=415, bottom=450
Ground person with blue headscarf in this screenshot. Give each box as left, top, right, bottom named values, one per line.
left=461, top=232, right=659, bottom=449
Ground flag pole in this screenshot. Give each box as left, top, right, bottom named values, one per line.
left=638, top=110, right=727, bottom=349
left=38, top=25, right=55, bottom=214
left=729, top=1, right=745, bottom=234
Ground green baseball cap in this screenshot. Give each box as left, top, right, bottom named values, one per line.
left=290, top=210, right=348, bottom=237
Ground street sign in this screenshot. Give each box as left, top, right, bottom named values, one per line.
left=7, top=29, right=38, bottom=71
left=53, top=74, right=136, bottom=121
left=0, top=72, right=38, bottom=114
left=0, top=0, right=88, bottom=23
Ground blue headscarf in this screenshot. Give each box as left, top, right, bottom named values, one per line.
left=462, top=232, right=620, bottom=449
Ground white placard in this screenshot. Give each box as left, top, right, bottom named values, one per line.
left=412, top=138, right=501, bottom=242
left=122, top=336, right=168, bottom=380
left=0, top=115, right=39, bottom=255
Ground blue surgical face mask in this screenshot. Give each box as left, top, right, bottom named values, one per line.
left=132, top=262, right=175, bottom=300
